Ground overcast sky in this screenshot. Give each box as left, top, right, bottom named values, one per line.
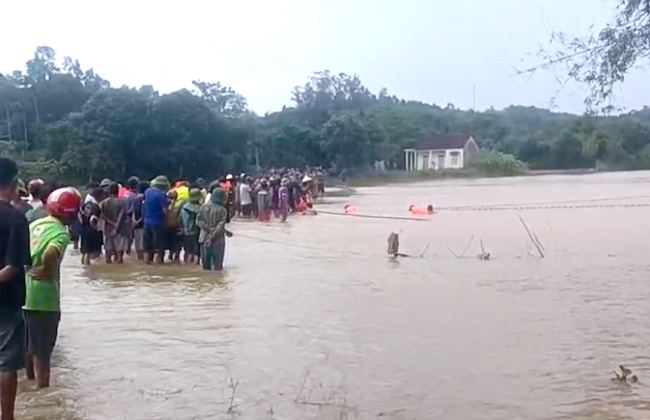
left=2, top=0, right=645, bottom=114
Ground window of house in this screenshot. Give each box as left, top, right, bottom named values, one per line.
left=450, top=151, right=460, bottom=166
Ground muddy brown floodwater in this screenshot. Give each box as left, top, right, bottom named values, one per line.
left=15, top=171, right=650, bottom=419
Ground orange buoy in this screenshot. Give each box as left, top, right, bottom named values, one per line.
left=409, top=205, right=435, bottom=215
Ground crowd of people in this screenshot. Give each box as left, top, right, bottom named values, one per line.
left=75, top=168, right=323, bottom=269
left=0, top=156, right=325, bottom=420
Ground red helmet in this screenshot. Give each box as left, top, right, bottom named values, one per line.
left=46, top=187, right=81, bottom=218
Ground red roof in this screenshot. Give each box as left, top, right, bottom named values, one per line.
left=416, top=133, right=473, bottom=150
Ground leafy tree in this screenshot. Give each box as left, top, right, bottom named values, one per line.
left=552, top=131, right=590, bottom=169
left=191, top=80, right=248, bottom=118
left=5, top=45, right=650, bottom=183
left=537, top=0, right=650, bottom=110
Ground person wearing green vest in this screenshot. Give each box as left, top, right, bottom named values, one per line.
left=25, top=187, right=81, bottom=388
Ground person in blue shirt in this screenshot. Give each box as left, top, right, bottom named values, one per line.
left=143, top=176, right=170, bottom=264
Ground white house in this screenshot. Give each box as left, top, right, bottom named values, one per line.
left=404, top=133, right=479, bottom=171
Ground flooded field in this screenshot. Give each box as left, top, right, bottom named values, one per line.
left=16, top=171, right=650, bottom=420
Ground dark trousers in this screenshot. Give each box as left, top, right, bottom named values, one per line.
left=202, top=241, right=225, bottom=270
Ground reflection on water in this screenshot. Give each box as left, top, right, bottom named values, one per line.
left=16, top=171, right=650, bottom=419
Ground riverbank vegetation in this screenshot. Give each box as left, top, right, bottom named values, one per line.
left=3, top=11, right=650, bottom=182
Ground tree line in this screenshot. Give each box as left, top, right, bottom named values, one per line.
left=3, top=45, right=650, bottom=182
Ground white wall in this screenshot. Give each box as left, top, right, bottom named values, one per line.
left=443, top=148, right=464, bottom=169
left=414, top=149, right=465, bottom=170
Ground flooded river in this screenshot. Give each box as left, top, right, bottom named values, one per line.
left=16, top=172, right=650, bottom=419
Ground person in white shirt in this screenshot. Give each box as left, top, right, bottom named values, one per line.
left=239, top=178, right=253, bottom=218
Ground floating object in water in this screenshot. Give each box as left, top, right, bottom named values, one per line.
left=387, top=232, right=410, bottom=257
left=387, top=232, right=399, bottom=255
left=408, top=205, right=435, bottom=215
left=612, top=365, right=638, bottom=384
left=344, top=205, right=357, bottom=215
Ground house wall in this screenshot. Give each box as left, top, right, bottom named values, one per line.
left=404, top=137, right=480, bottom=171
left=411, top=148, right=465, bottom=170
left=463, top=137, right=479, bottom=165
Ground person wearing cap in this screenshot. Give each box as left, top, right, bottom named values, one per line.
left=99, top=178, right=112, bottom=192
left=195, top=178, right=207, bottom=203
left=204, top=180, right=220, bottom=206
left=143, top=176, right=170, bottom=264
left=178, top=188, right=202, bottom=264
left=197, top=188, right=232, bottom=270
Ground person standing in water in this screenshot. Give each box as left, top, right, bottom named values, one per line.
left=197, top=188, right=232, bottom=271
left=25, top=187, right=81, bottom=389
left=239, top=177, right=253, bottom=218
left=0, top=158, right=30, bottom=420
left=130, top=181, right=148, bottom=261
left=257, top=179, right=271, bottom=222
left=278, top=178, right=290, bottom=222
left=179, top=188, right=202, bottom=264
left=165, top=190, right=183, bottom=263
left=100, top=183, right=127, bottom=264
left=123, top=176, right=140, bottom=255
left=79, top=191, right=102, bottom=266
left=143, top=176, right=170, bottom=264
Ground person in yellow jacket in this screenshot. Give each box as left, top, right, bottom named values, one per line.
left=172, top=180, right=190, bottom=205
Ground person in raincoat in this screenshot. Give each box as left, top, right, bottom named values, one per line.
left=178, top=188, right=202, bottom=264
left=197, top=188, right=232, bottom=271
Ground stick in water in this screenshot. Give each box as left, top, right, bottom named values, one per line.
left=517, top=214, right=544, bottom=258
left=419, top=242, right=431, bottom=258
left=459, top=235, right=474, bottom=258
